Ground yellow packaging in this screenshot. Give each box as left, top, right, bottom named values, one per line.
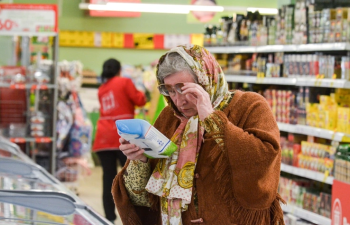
left=318, top=110, right=326, bottom=128
left=336, top=88, right=350, bottom=95
left=306, top=103, right=319, bottom=127
left=330, top=93, right=337, bottom=104
left=325, top=106, right=338, bottom=130
left=338, top=107, right=350, bottom=133
left=320, top=95, right=331, bottom=106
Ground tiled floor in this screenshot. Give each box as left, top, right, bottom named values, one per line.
left=77, top=166, right=123, bottom=225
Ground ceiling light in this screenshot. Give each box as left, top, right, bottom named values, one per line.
left=247, top=7, right=278, bottom=15
left=79, top=3, right=224, bottom=14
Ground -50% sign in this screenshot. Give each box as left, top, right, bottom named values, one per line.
left=0, top=19, right=18, bottom=31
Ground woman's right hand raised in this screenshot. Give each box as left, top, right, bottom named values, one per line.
left=119, top=138, right=148, bottom=163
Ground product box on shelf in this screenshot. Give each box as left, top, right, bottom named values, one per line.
left=279, top=176, right=332, bottom=218
left=335, top=144, right=350, bottom=184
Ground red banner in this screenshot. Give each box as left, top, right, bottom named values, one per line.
left=332, top=180, right=350, bottom=225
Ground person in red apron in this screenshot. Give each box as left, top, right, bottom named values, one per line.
left=93, top=58, right=146, bottom=224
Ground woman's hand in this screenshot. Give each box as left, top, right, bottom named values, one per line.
left=181, top=83, right=214, bottom=121
left=119, top=138, right=148, bottom=163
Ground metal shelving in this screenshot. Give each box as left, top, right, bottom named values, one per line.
left=206, top=42, right=350, bottom=53
left=277, top=122, right=350, bottom=142
left=225, top=75, right=296, bottom=85
left=281, top=163, right=333, bottom=185
left=0, top=35, right=59, bottom=174
left=282, top=204, right=331, bottom=225
left=224, top=75, right=350, bottom=89
left=0, top=83, right=57, bottom=89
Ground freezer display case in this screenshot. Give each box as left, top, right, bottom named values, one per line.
left=0, top=138, right=112, bottom=225
left=0, top=136, right=31, bottom=163
left=0, top=157, right=65, bottom=193
left=0, top=190, right=111, bottom=225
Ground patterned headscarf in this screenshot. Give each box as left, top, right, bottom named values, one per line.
left=145, top=45, right=232, bottom=225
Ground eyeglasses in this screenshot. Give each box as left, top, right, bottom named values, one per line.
left=158, top=83, right=185, bottom=96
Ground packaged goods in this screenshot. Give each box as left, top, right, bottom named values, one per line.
left=279, top=176, right=332, bottom=219
left=116, top=119, right=177, bottom=158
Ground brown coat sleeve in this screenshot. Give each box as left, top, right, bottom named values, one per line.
left=111, top=106, right=177, bottom=225
left=112, top=160, right=160, bottom=225
left=207, top=91, right=285, bottom=225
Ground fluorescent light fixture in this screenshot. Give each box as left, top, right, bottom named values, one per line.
left=247, top=7, right=278, bottom=15
left=79, top=3, right=224, bottom=14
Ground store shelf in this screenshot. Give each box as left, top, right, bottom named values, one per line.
left=281, top=163, right=333, bottom=184
left=277, top=122, right=350, bottom=142
left=207, top=42, right=350, bottom=53
left=0, top=32, right=57, bottom=37
left=296, top=77, right=350, bottom=88
left=9, top=137, right=53, bottom=144
left=0, top=83, right=57, bottom=89
left=225, top=75, right=296, bottom=85
left=225, top=75, right=350, bottom=89
left=282, top=204, right=331, bottom=225
left=277, top=122, right=297, bottom=133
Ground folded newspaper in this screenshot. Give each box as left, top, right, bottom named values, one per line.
left=116, top=119, right=177, bottom=158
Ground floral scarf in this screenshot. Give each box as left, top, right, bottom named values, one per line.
left=145, top=45, right=232, bottom=225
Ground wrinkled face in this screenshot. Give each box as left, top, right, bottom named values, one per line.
left=163, top=71, right=198, bottom=118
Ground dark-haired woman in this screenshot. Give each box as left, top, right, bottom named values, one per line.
left=92, top=58, right=146, bottom=223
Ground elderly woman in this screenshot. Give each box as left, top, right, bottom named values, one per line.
left=112, top=45, right=285, bottom=225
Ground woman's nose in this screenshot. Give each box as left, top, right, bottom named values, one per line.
left=174, top=91, right=186, bottom=105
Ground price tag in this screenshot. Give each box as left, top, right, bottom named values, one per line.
left=164, top=34, right=190, bottom=49
left=341, top=135, right=350, bottom=143
left=133, top=33, right=154, bottom=49
left=10, top=138, right=26, bottom=143
left=10, top=84, right=26, bottom=89
left=59, top=31, right=70, bottom=46
left=190, top=34, right=204, bottom=47
left=323, top=170, right=330, bottom=183
left=314, top=75, right=324, bottom=86
left=35, top=137, right=52, bottom=143
left=101, top=32, right=112, bottom=48
left=111, top=33, right=124, bottom=48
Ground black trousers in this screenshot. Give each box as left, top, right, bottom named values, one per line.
left=97, top=150, right=127, bottom=221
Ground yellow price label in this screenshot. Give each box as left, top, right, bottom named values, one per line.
left=101, top=32, right=112, bottom=48
left=133, top=33, right=154, bottom=49
left=323, top=170, right=330, bottom=183
left=112, top=33, right=124, bottom=48
left=191, top=34, right=204, bottom=47
left=314, top=74, right=324, bottom=86
left=59, top=31, right=70, bottom=46
left=79, top=31, right=95, bottom=47
left=341, top=135, right=350, bottom=142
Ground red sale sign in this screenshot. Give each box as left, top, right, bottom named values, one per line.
left=332, top=180, right=350, bottom=225
left=0, top=4, right=58, bottom=34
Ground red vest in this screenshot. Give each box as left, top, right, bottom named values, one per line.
left=92, top=76, right=146, bottom=152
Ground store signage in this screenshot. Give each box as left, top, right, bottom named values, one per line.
left=0, top=4, right=58, bottom=34
left=60, top=31, right=204, bottom=49
left=332, top=180, right=350, bottom=225
left=89, top=0, right=140, bottom=17
left=164, top=34, right=191, bottom=49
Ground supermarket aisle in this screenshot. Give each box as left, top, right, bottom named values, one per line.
left=78, top=166, right=123, bottom=225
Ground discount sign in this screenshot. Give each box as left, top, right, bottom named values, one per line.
left=332, top=180, right=350, bottom=225
left=0, top=4, right=57, bottom=34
